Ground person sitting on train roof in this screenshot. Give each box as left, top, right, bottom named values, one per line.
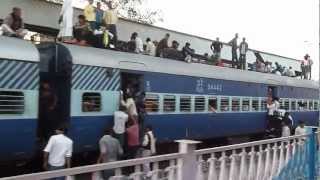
left=215, top=58, right=225, bottom=67
left=1, top=7, right=27, bottom=39
left=144, top=38, right=156, bottom=56
left=162, top=40, right=184, bottom=60
left=288, top=66, right=295, bottom=77
left=182, top=42, right=195, bottom=63
left=156, top=33, right=170, bottom=57
left=71, top=15, right=93, bottom=46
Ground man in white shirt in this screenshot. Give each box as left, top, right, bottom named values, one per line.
left=267, top=97, right=280, bottom=136
left=113, top=106, right=129, bottom=147
left=135, top=33, right=144, bottom=53
left=142, top=125, right=156, bottom=178
left=281, top=121, right=291, bottom=137
left=145, top=38, right=156, bottom=56
left=43, top=126, right=73, bottom=180
left=288, top=67, right=295, bottom=77
left=295, top=121, right=307, bottom=136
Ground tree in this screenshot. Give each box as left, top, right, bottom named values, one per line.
left=44, top=0, right=163, bottom=24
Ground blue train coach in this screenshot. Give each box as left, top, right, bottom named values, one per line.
left=0, top=36, right=318, bottom=164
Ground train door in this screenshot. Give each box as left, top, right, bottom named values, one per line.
left=121, top=72, right=144, bottom=97
left=120, top=72, right=145, bottom=138
left=268, top=86, right=278, bottom=98
left=36, top=43, right=72, bottom=141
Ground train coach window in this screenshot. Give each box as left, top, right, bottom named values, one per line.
left=261, top=98, right=267, bottom=111
left=180, top=96, right=191, bottom=112
left=242, top=98, right=250, bottom=111
left=163, top=95, right=176, bottom=112
left=308, top=100, right=313, bottom=111
left=195, top=96, right=205, bottom=112
left=284, top=100, right=289, bottom=111
left=297, top=100, right=304, bottom=111
left=291, top=100, right=297, bottom=111
left=221, top=97, right=230, bottom=112
left=314, top=101, right=319, bottom=111
left=252, top=99, right=259, bottom=111
left=208, top=97, right=218, bottom=112
left=232, top=98, right=240, bottom=112
left=82, top=93, right=101, bottom=112
left=0, top=91, right=24, bottom=115
left=145, top=94, right=159, bottom=112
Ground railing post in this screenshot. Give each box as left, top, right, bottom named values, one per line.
left=308, top=129, right=316, bottom=180
left=175, top=140, right=201, bottom=180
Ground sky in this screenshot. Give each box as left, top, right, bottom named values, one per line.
left=76, top=0, right=319, bottom=80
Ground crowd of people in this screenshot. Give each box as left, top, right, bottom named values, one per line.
left=0, top=2, right=314, bottom=80
left=40, top=79, right=156, bottom=180
left=266, top=89, right=307, bottom=138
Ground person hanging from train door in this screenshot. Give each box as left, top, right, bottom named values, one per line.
left=120, top=88, right=138, bottom=124
left=39, top=82, right=58, bottom=141
left=113, top=105, right=129, bottom=147
left=135, top=91, right=146, bottom=141
left=266, top=96, right=280, bottom=137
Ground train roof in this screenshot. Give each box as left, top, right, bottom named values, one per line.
left=66, top=44, right=319, bottom=90
left=0, top=36, right=316, bottom=89
left=0, top=36, right=39, bottom=62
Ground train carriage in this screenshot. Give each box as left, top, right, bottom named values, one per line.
left=0, top=36, right=318, bottom=164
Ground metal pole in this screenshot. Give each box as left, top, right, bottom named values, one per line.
left=318, top=0, right=320, bottom=126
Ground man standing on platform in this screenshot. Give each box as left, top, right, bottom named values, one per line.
left=239, top=38, right=249, bottom=70
left=58, top=0, right=73, bottom=41
left=98, top=128, right=123, bottom=179
left=229, top=33, right=239, bottom=68
left=43, top=126, right=73, bottom=180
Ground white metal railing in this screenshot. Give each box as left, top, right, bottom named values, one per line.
left=195, top=134, right=309, bottom=180
left=0, top=133, right=316, bottom=180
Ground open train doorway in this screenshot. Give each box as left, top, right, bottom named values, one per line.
left=121, top=72, right=144, bottom=99
left=120, top=72, right=145, bottom=138
left=267, top=86, right=278, bottom=98
left=36, top=43, right=72, bottom=142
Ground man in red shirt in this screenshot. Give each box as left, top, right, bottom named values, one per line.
left=126, top=120, right=140, bottom=159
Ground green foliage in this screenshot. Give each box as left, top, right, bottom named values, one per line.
left=45, top=0, right=163, bottom=24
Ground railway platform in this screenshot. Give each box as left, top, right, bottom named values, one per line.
left=0, top=127, right=319, bottom=180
